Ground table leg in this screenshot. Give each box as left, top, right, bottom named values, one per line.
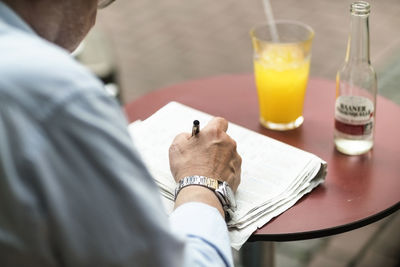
left=240, top=242, right=275, bottom=267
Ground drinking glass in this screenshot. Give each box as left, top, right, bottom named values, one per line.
left=251, top=20, right=314, bottom=130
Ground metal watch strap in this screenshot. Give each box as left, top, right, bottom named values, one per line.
left=174, top=175, right=232, bottom=221
left=174, top=175, right=220, bottom=201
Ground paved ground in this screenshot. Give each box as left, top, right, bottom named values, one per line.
left=85, top=0, right=400, bottom=266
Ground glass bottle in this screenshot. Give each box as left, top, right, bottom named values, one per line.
left=334, top=1, right=377, bottom=155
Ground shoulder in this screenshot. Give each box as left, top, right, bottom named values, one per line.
left=0, top=25, right=105, bottom=120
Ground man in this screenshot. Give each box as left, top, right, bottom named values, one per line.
left=0, top=0, right=242, bottom=266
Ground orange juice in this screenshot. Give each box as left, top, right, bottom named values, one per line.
left=254, top=45, right=310, bottom=129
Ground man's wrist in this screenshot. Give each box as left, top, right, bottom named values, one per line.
left=174, top=175, right=236, bottom=222
left=174, top=186, right=225, bottom=219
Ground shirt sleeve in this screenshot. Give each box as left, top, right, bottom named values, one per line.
left=170, top=202, right=234, bottom=267
left=0, top=87, right=233, bottom=266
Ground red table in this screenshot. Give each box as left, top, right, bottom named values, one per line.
left=125, top=74, right=400, bottom=241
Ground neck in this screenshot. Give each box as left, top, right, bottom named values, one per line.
left=2, top=0, right=66, bottom=48
left=345, top=14, right=370, bottom=63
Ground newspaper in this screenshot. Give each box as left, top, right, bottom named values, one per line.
left=128, top=102, right=327, bottom=250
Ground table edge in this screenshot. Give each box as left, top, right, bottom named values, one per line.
left=249, top=201, right=400, bottom=242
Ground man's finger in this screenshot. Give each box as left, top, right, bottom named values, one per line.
left=172, top=132, right=191, bottom=144
left=203, top=117, right=228, bottom=133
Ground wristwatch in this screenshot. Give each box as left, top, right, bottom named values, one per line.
left=174, top=175, right=237, bottom=221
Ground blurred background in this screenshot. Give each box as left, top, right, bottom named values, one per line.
left=78, top=0, right=400, bottom=266
left=85, top=0, right=399, bottom=106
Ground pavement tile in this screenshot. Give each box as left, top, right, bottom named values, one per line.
left=366, top=212, right=400, bottom=259
left=323, top=222, right=381, bottom=259
left=307, top=254, right=347, bottom=267
left=354, top=250, right=398, bottom=267
left=277, top=239, right=327, bottom=262
left=276, top=252, right=306, bottom=267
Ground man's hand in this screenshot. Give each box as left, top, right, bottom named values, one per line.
left=169, top=117, right=242, bottom=217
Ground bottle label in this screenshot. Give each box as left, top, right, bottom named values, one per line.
left=335, top=96, right=374, bottom=136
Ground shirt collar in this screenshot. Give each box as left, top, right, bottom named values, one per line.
left=0, top=1, right=36, bottom=35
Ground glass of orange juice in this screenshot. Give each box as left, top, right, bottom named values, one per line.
left=251, top=21, right=314, bottom=130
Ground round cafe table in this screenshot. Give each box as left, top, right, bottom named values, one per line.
left=124, top=74, right=400, bottom=242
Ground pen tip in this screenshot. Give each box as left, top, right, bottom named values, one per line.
left=193, top=120, right=200, bottom=126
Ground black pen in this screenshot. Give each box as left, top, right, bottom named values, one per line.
left=192, top=120, right=200, bottom=136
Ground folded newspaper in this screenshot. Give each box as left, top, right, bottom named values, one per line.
left=128, top=102, right=327, bottom=250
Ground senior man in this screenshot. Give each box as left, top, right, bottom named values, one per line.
left=0, top=0, right=242, bottom=266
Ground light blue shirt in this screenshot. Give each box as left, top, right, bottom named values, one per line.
left=0, top=2, right=233, bottom=266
